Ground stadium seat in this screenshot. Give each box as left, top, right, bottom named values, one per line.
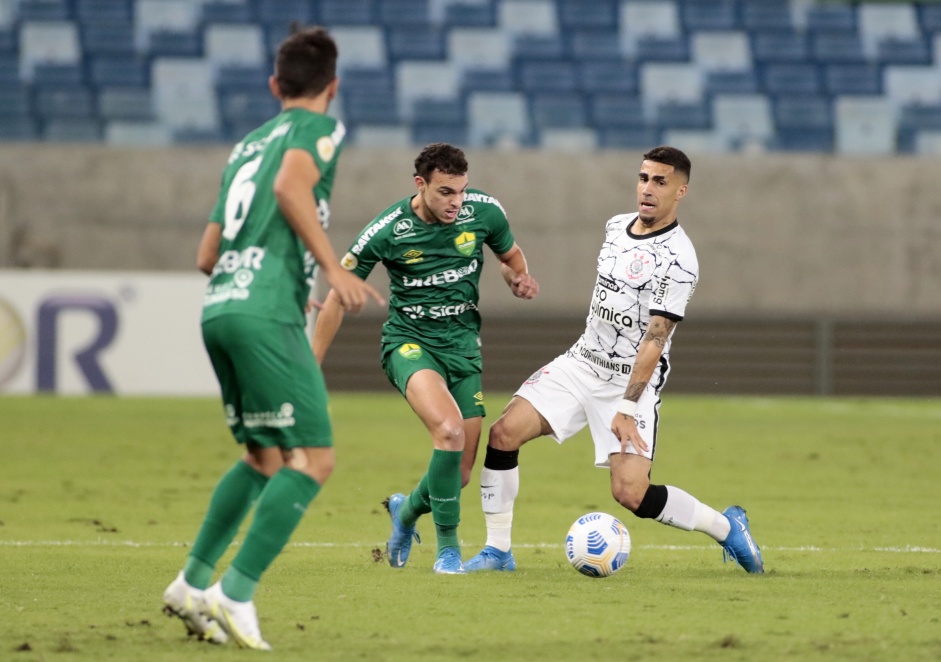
left=0, top=85, right=31, bottom=116
left=858, top=3, right=919, bottom=59
left=17, top=0, right=70, bottom=21
left=655, top=100, right=711, bottom=131
left=761, top=63, right=822, bottom=96
left=256, top=0, right=314, bottom=28
left=811, top=32, right=866, bottom=65
left=19, top=21, right=81, bottom=81
left=499, top=0, right=558, bottom=37
left=897, top=103, right=941, bottom=153
left=200, top=2, right=255, bottom=25
left=205, top=24, right=265, bottom=67
left=81, top=22, right=135, bottom=56
left=712, top=93, right=773, bottom=149
left=619, top=0, right=681, bottom=58
left=396, top=61, right=459, bottom=120
left=0, top=27, right=15, bottom=54
left=342, top=89, right=400, bottom=125
left=214, top=65, right=269, bottom=93
left=590, top=93, right=645, bottom=128
left=772, top=127, right=834, bottom=152
left=412, top=122, right=468, bottom=147
left=639, top=63, right=702, bottom=120
left=529, top=92, right=587, bottom=128
left=89, top=57, right=149, bottom=88
left=321, top=0, right=375, bottom=26
left=634, top=35, right=689, bottom=63
left=147, top=30, right=203, bottom=58
left=774, top=95, right=832, bottom=130
left=805, top=5, right=856, bottom=33
left=920, top=5, right=941, bottom=33
left=332, top=27, right=387, bottom=72
left=460, top=67, right=515, bottom=92
left=557, top=0, right=617, bottom=30
left=536, top=127, right=595, bottom=150
left=387, top=26, right=446, bottom=60
left=218, top=89, right=279, bottom=125
left=34, top=86, right=95, bottom=118
left=741, top=3, right=792, bottom=31
left=884, top=66, right=941, bottom=108
left=0, top=54, right=18, bottom=84
left=134, top=0, right=199, bottom=52
left=705, top=70, right=758, bottom=94
left=448, top=28, right=510, bottom=72
left=98, top=87, right=154, bottom=121
left=835, top=96, right=896, bottom=154
left=43, top=118, right=104, bottom=142
left=443, top=1, right=496, bottom=28
left=0, top=116, right=40, bottom=140
left=104, top=121, right=171, bottom=146
left=597, top=126, right=662, bottom=149
left=512, top=34, right=568, bottom=60
left=691, top=31, right=751, bottom=72
left=876, top=38, right=932, bottom=66
left=467, top=91, right=531, bottom=147
left=341, top=67, right=396, bottom=95
left=76, top=0, right=133, bottom=23
left=377, top=0, right=431, bottom=27
left=151, top=58, right=219, bottom=131
left=412, top=97, right=465, bottom=126
left=570, top=30, right=621, bottom=61
left=679, top=0, right=738, bottom=32
left=823, top=64, right=882, bottom=96
left=33, top=63, right=84, bottom=86
left=579, top=60, right=637, bottom=94
left=751, top=30, right=808, bottom=63
left=518, top=60, right=578, bottom=92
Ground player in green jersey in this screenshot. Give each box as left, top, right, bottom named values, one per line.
left=313, top=143, right=539, bottom=574
left=162, top=27, right=382, bottom=649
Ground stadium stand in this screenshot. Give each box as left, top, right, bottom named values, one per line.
left=0, top=0, right=939, bottom=152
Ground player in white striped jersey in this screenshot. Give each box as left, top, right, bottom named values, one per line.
left=465, top=146, right=765, bottom=574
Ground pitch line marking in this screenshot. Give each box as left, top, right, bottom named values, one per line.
left=0, top=540, right=938, bottom=553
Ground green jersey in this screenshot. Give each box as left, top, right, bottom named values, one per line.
left=202, top=108, right=345, bottom=326
left=341, top=189, right=515, bottom=353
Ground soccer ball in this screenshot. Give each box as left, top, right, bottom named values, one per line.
left=565, top=512, right=631, bottom=578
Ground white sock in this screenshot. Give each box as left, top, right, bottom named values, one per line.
left=655, top=485, right=730, bottom=542
left=480, top=466, right=518, bottom=552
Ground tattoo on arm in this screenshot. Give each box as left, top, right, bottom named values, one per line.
left=625, top=382, right=646, bottom=402
left=645, top=317, right=676, bottom=350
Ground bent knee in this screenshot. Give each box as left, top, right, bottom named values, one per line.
left=612, top=485, right=646, bottom=513
left=432, top=420, right=465, bottom=451
left=488, top=418, right=522, bottom=451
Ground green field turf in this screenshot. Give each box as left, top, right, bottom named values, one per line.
left=2, top=394, right=940, bottom=661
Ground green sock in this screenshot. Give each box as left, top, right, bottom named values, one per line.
left=222, top=468, right=321, bottom=602
left=185, top=460, right=268, bottom=589
left=398, top=474, right=431, bottom=527
left=426, top=449, right=462, bottom=553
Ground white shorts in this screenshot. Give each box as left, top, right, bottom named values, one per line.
left=515, top=354, right=661, bottom=467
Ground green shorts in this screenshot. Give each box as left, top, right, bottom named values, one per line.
left=382, top=341, right=486, bottom=419
left=202, top=314, right=332, bottom=449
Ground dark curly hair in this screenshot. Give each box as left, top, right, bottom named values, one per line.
left=413, top=143, right=468, bottom=181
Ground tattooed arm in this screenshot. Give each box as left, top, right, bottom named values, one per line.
left=610, top=314, right=677, bottom=453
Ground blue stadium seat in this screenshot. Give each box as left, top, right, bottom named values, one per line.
left=0, top=55, right=18, bottom=84
left=741, top=3, right=792, bottom=31
left=340, top=67, right=395, bottom=95
left=762, top=63, right=821, bottom=95
left=518, top=61, right=578, bottom=92
left=774, top=96, right=832, bottom=130
left=33, top=63, right=84, bottom=86
left=17, top=0, right=70, bottom=21
left=201, top=2, right=255, bottom=24
left=342, top=90, right=400, bottom=125
left=590, top=93, right=645, bottom=128
left=512, top=35, right=568, bottom=61
left=579, top=60, right=637, bottom=94
left=148, top=31, right=203, bottom=58
left=461, top=68, right=515, bottom=93
left=0, top=117, right=39, bottom=140
left=43, top=118, right=104, bottom=142
left=751, top=31, right=808, bottom=63
left=773, top=127, right=834, bottom=152
left=81, top=22, right=135, bottom=56
left=256, top=0, right=314, bottom=27
left=897, top=104, right=941, bottom=153
left=557, top=0, right=618, bottom=30
left=920, top=5, right=941, bottom=33
left=215, top=65, right=270, bottom=93
left=655, top=101, right=711, bottom=130
left=679, top=0, right=738, bottom=31
left=89, top=57, right=149, bottom=88
left=97, top=87, right=154, bottom=121
left=0, top=86, right=31, bottom=116
left=0, top=28, right=16, bottom=53
left=444, top=3, right=496, bottom=28
left=34, top=87, right=96, bottom=118
left=321, top=0, right=376, bottom=26
left=219, top=89, right=279, bottom=125
left=377, top=0, right=430, bottom=27
left=705, top=70, right=759, bottom=94
left=598, top=127, right=662, bottom=150
left=412, top=123, right=468, bottom=147
left=823, top=64, right=882, bottom=96
left=811, top=32, right=866, bottom=64
left=530, top=93, right=587, bottom=128
left=634, top=36, right=689, bottom=63
left=412, top=98, right=465, bottom=126
left=75, top=0, right=132, bottom=23
left=877, top=38, right=932, bottom=66
left=806, top=6, right=856, bottom=33
left=387, top=27, right=446, bottom=60
left=571, top=30, right=621, bottom=61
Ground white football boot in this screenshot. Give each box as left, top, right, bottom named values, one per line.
left=203, top=583, right=272, bottom=651
left=162, top=571, right=228, bottom=644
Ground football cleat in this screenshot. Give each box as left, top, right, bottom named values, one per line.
left=432, top=547, right=467, bottom=575
left=720, top=506, right=765, bottom=574
left=464, top=546, right=517, bottom=572
left=203, top=583, right=271, bottom=651
left=383, top=493, right=420, bottom=568
left=162, top=571, right=228, bottom=644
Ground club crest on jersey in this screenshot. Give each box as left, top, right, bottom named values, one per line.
left=457, top=205, right=474, bottom=221
left=626, top=250, right=653, bottom=281
left=316, top=136, right=335, bottom=162
left=341, top=252, right=358, bottom=270
left=455, top=232, right=476, bottom=256
left=394, top=219, right=414, bottom=236
left=399, top=343, right=423, bottom=360
left=598, top=274, right=620, bottom=292
left=524, top=368, right=549, bottom=385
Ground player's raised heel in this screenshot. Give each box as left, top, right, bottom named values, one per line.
left=203, top=583, right=271, bottom=651
left=162, top=571, right=228, bottom=644
left=433, top=547, right=466, bottom=574
left=720, top=506, right=765, bottom=574
left=464, top=546, right=517, bottom=572
left=383, top=493, right=420, bottom=568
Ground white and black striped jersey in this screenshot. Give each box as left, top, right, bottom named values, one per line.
left=564, top=213, right=698, bottom=390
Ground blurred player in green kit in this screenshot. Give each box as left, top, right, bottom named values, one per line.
left=313, top=143, right=539, bottom=574
left=161, top=27, right=382, bottom=649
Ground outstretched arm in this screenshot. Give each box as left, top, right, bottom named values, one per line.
left=497, top=243, right=539, bottom=300
left=610, top=314, right=677, bottom=453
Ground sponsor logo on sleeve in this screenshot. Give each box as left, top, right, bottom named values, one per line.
left=340, top=252, right=358, bottom=270
left=316, top=136, right=335, bottom=162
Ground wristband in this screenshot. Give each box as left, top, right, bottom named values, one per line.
left=616, top=399, right=637, bottom=417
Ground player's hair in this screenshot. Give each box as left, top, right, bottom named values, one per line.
left=413, top=143, right=468, bottom=181
left=274, top=26, right=338, bottom=99
left=643, top=146, right=692, bottom=182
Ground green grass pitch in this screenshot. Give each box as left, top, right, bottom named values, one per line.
left=2, top=394, right=940, bottom=660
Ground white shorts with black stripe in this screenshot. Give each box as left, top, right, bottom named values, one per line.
left=514, top=354, right=660, bottom=467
